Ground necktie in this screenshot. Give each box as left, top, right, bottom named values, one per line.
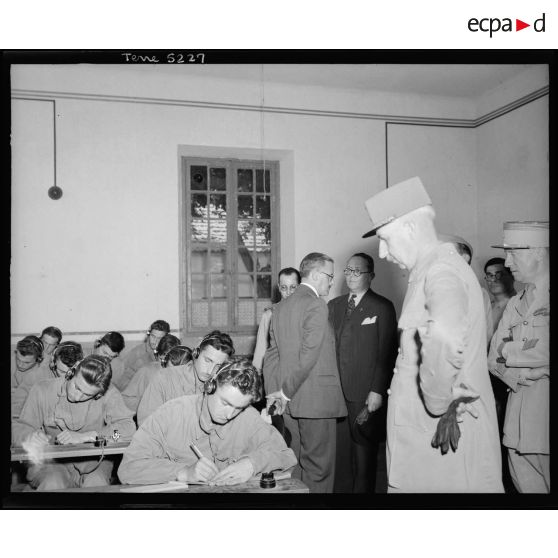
left=345, top=294, right=357, bottom=320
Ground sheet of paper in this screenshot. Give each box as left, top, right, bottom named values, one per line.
left=120, top=481, right=189, bottom=493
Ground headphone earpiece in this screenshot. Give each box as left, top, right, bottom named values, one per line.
left=204, top=376, right=217, bottom=395
left=65, top=359, right=81, bottom=381
left=203, top=360, right=235, bottom=395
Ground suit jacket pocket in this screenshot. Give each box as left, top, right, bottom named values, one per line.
left=316, top=375, right=339, bottom=386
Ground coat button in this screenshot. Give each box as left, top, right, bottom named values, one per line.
left=523, top=321, right=528, bottom=325
left=387, top=389, right=392, bottom=396
left=522, top=338, right=527, bottom=342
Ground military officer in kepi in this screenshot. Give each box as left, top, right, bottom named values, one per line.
left=488, top=221, right=549, bottom=493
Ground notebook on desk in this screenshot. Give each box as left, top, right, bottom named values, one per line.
left=120, top=481, right=189, bottom=493
left=119, top=470, right=292, bottom=492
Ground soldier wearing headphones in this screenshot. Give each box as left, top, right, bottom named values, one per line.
left=117, top=319, right=170, bottom=391
left=12, top=341, right=84, bottom=419
left=119, top=358, right=296, bottom=486
left=12, top=354, right=136, bottom=491
left=136, top=330, right=234, bottom=426
left=121, top=334, right=181, bottom=414
left=39, top=326, right=63, bottom=356
left=11, top=336, right=44, bottom=390
left=92, top=331, right=126, bottom=390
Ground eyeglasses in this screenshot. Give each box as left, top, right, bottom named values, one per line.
left=485, top=271, right=505, bottom=281
left=318, top=271, right=334, bottom=281
left=343, top=267, right=371, bottom=278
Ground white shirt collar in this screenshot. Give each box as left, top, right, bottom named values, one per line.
left=301, top=282, right=319, bottom=298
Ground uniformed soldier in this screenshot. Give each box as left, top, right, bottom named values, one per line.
left=362, top=176, right=503, bottom=492
left=488, top=221, right=549, bottom=493
left=13, top=354, right=135, bottom=490
left=118, top=359, right=297, bottom=486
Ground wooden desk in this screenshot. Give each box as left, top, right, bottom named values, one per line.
left=48, top=478, right=309, bottom=493
left=11, top=441, right=130, bottom=462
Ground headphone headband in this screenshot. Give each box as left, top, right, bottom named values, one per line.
left=18, top=336, right=44, bottom=363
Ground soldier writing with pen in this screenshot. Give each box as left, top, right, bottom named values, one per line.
left=12, top=354, right=135, bottom=490
left=118, top=358, right=296, bottom=486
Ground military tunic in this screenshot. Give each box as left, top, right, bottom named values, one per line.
left=136, top=361, right=203, bottom=425
left=12, top=377, right=136, bottom=489
left=118, top=393, right=297, bottom=485
left=117, top=342, right=156, bottom=391
left=121, top=361, right=162, bottom=413
left=488, top=282, right=549, bottom=456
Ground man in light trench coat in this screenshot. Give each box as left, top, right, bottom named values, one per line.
left=362, top=176, right=503, bottom=492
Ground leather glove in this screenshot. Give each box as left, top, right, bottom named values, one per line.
left=431, top=395, right=478, bottom=455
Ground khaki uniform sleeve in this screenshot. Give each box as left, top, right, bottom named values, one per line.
left=121, top=368, right=149, bottom=413
left=12, top=381, right=32, bottom=419
left=109, top=358, right=126, bottom=392
left=12, top=384, right=45, bottom=445
left=418, top=264, right=470, bottom=416
left=488, top=296, right=529, bottom=391
left=236, top=413, right=297, bottom=474
left=118, top=406, right=185, bottom=484
left=136, top=374, right=165, bottom=426
left=98, top=388, right=136, bottom=440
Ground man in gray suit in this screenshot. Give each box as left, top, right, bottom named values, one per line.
left=263, top=252, right=347, bottom=493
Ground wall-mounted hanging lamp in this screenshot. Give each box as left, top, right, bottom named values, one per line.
left=47, top=100, right=63, bottom=200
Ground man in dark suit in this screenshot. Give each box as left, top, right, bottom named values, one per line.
left=329, top=253, right=398, bottom=493
left=263, top=252, right=347, bottom=493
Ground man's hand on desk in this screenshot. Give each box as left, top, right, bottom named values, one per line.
left=27, top=430, right=51, bottom=446
left=55, top=430, right=97, bottom=445
left=177, top=457, right=219, bottom=484
left=210, top=458, right=255, bottom=486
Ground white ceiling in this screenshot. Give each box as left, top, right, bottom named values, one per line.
left=135, top=64, right=536, bottom=98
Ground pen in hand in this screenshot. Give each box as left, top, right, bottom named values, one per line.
left=189, top=443, right=219, bottom=484
left=190, top=443, right=204, bottom=459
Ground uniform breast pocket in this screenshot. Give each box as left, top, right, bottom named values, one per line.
left=214, top=442, right=244, bottom=468
left=532, top=314, right=549, bottom=329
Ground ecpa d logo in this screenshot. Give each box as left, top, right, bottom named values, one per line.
left=468, top=13, right=545, bottom=37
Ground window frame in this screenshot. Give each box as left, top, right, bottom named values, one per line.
left=179, top=156, right=280, bottom=336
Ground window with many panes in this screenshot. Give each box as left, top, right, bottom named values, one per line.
left=181, top=157, right=279, bottom=334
